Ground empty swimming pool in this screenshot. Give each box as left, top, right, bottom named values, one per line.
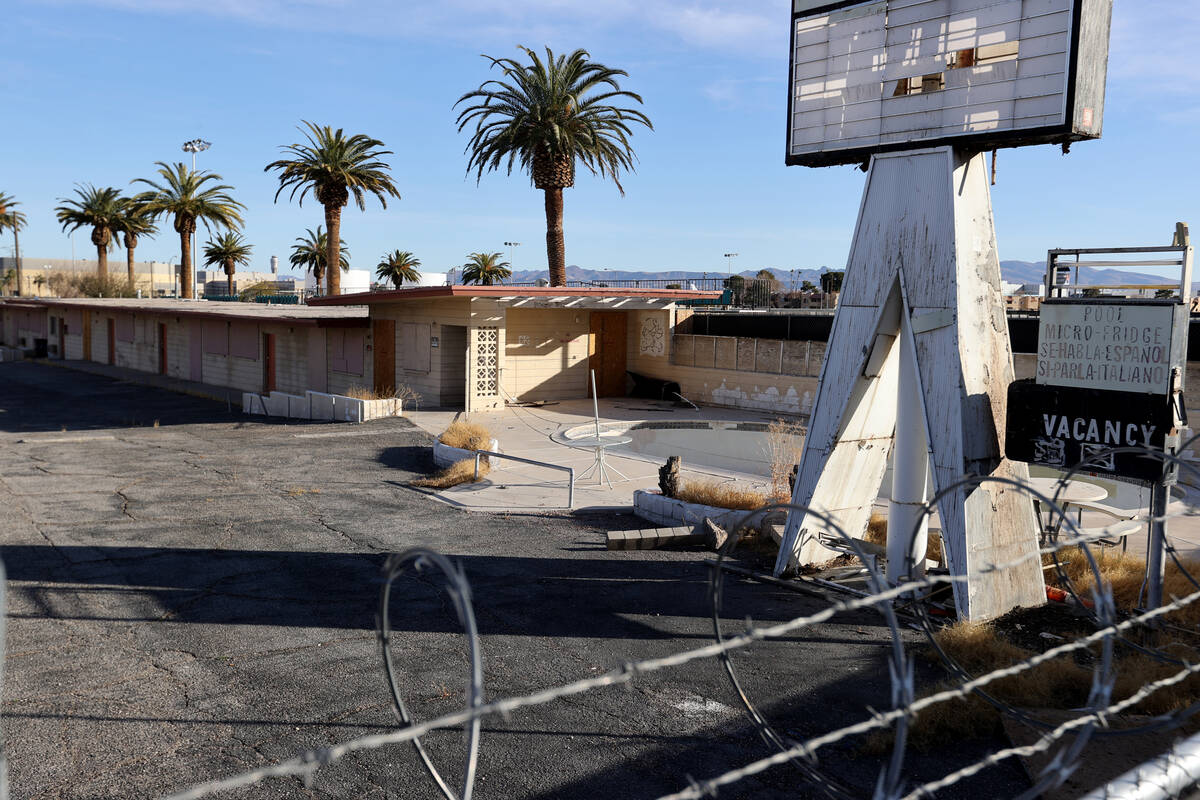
left=553, top=420, right=805, bottom=478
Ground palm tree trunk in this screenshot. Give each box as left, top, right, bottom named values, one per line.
left=13, top=226, right=21, bottom=297
left=226, top=259, right=234, bottom=296
left=325, top=204, right=342, bottom=296
left=544, top=187, right=566, bottom=287
left=127, top=242, right=136, bottom=286
left=180, top=229, right=193, bottom=299
left=97, top=243, right=108, bottom=281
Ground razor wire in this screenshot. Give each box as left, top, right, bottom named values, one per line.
left=133, top=443, right=1200, bottom=800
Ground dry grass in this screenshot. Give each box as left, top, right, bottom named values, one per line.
left=766, top=418, right=805, bottom=503
left=861, top=512, right=944, bottom=564
left=674, top=479, right=767, bottom=511
left=438, top=420, right=492, bottom=451
left=343, top=384, right=423, bottom=406
left=284, top=487, right=321, bottom=497
left=411, top=459, right=490, bottom=489
left=1051, top=546, right=1200, bottom=627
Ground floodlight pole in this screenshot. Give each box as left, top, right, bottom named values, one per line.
left=504, top=242, right=521, bottom=273
left=724, top=253, right=738, bottom=276
left=182, top=139, right=211, bottom=297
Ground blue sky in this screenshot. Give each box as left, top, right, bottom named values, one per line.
left=1, top=1, right=1196, bottom=276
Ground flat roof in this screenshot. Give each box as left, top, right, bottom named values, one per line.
left=306, top=285, right=722, bottom=307
left=1, top=297, right=368, bottom=327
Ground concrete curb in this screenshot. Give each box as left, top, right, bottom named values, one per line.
left=632, top=489, right=769, bottom=530
left=433, top=439, right=502, bottom=469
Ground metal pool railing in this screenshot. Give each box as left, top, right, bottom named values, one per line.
left=472, top=450, right=575, bottom=508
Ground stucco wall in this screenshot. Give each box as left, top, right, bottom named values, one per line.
left=368, top=297, right=470, bottom=407
left=626, top=308, right=819, bottom=417
left=502, top=307, right=591, bottom=402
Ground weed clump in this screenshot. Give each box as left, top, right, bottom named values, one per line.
left=674, top=479, right=767, bottom=511
left=439, top=420, right=492, bottom=451
left=411, top=458, right=489, bottom=489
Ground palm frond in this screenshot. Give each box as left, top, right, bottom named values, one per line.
left=461, top=252, right=512, bottom=285
left=265, top=121, right=401, bottom=211
left=132, top=161, right=245, bottom=234
left=376, top=249, right=422, bottom=287
left=454, top=45, right=652, bottom=194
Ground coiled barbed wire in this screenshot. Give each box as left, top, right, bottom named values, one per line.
left=377, top=549, right=483, bottom=800
left=158, top=463, right=1200, bottom=800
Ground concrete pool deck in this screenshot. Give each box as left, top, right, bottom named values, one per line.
left=404, top=399, right=1200, bottom=566
left=404, top=399, right=799, bottom=512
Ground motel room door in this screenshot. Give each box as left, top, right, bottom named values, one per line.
left=589, top=311, right=627, bottom=397
left=372, top=319, right=396, bottom=395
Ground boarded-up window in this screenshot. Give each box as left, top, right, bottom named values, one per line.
left=231, top=323, right=259, bottom=360
left=116, top=315, right=135, bottom=343
left=328, top=328, right=364, bottom=375
left=343, top=330, right=364, bottom=375
left=203, top=320, right=229, bottom=355
left=401, top=322, right=431, bottom=373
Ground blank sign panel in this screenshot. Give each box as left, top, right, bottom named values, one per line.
left=787, top=0, right=1112, bottom=167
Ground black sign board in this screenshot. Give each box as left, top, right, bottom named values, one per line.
left=1006, top=379, right=1178, bottom=484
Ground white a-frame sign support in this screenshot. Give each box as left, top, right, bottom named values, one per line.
left=774, top=147, right=1045, bottom=621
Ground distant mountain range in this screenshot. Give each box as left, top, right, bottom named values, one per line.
left=503, top=262, right=1172, bottom=288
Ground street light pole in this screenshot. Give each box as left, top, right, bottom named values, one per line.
left=181, top=139, right=211, bottom=297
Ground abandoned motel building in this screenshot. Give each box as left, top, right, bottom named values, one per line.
left=0, top=287, right=830, bottom=417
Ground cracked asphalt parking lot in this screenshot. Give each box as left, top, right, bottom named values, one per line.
left=0, top=361, right=1026, bottom=799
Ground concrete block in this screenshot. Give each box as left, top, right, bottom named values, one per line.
left=287, top=394, right=310, bottom=419
left=606, top=530, right=632, bottom=550
left=433, top=439, right=501, bottom=470
left=307, top=391, right=335, bottom=421
left=334, top=396, right=364, bottom=423
left=361, top=398, right=402, bottom=421
left=636, top=529, right=660, bottom=550
left=264, top=391, right=295, bottom=416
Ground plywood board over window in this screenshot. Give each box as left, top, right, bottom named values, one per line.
left=328, top=329, right=364, bottom=375
left=203, top=320, right=229, bottom=355
left=401, top=322, right=431, bottom=373
left=116, top=315, right=135, bottom=343
left=230, top=323, right=259, bottom=360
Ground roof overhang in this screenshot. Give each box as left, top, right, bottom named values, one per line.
left=307, top=285, right=722, bottom=308
left=1, top=298, right=368, bottom=327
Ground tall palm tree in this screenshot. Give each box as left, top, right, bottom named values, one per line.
left=265, top=121, right=400, bottom=296
left=375, top=250, right=421, bottom=289
left=461, top=252, right=511, bottom=286
left=289, top=226, right=349, bottom=294
left=456, top=46, right=652, bottom=287
left=202, top=231, right=254, bottom=296
left=113, top=197, right=159, bottom=286
left=54, top=185, right=124, bottom=280
left=132, top=162, right=244, bottom=299
left=0, top=193, right=26, bottom=295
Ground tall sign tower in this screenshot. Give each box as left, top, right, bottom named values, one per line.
left=776, top=0, right=1114, bottom=620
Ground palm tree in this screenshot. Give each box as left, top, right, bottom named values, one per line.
left=32, top=274, right=46, bottom=296
left=132, top=162, right=244, bottom=299
left=113, top=197, right=159, bottom=286
left=456, top=46, right=652, bottom=287
left=0, top=193, right=26, bottom=295
left=265, top=121, right=400, bottom=296
left=376, top=250, right=421, bottom=289
left=203, top=231, right=254, bottom=296
left=55, top=185, right=124, bottom=280
left=289, top=226, right=349, bottom=294
left=461, top=252, right=511, bottom=286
